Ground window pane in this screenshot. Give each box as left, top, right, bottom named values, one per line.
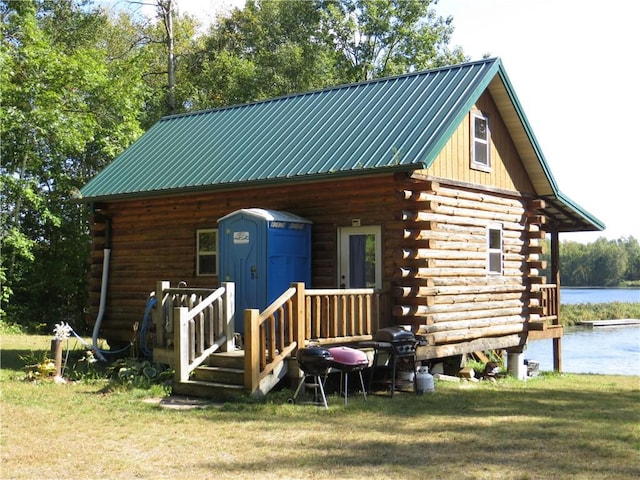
left=474, top=141, right=488, bottom=166
left=348, top=233, right=377, bottom=288
left=489, top=229, right=501, bottom=249
left=474, top=116, right=487, bottom=141
left=199, top=255, right=216, bottom=275
left=199, top=231, right=216, bottom=253
left=489, top=252, right=502, bottom=272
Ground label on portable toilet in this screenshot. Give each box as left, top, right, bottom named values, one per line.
left=233, top=231, right=250, bottom=244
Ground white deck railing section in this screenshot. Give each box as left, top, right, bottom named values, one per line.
left=153, top=281, right=235, bottom=382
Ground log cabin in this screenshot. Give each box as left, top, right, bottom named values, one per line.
left=77, top=58, right=604, bottom=398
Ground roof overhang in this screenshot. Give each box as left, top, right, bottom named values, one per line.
left=487, top=62, right=605, bottom=233
left=74, top=165, right=418, bottom=204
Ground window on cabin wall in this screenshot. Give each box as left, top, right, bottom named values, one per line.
left=487, top=224, right=503, bottom=275
left=471, top=111, right=491, bottom=172
left=197, top=229, right=218, bottom=276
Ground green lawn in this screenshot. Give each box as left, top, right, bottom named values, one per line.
left=1, top=334, right=639, bottom=480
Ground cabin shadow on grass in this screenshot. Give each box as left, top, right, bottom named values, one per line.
left=195, top=377, right=639, bottom=479
left=0, top=347, right=51, bottom=375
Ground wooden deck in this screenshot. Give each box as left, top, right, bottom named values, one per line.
left=152, top=280, right=563, bottom=398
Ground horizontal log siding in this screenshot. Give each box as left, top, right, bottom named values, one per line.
left=87, top=175, right=404, bottom=342
left=418, top=91, right=536, bottom=194
left=393, top=178, right=545, bottom=356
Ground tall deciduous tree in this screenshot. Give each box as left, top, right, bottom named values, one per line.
left=1, top=0, right=146, bottom=329
left=321, top=0, right=465, bottom=82
left=187, top=0, right=465, bottom=109
left=189, top=0, right=337, bottom=108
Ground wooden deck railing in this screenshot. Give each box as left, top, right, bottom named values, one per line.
left=244, top=285, right=303, bottom=393
left=530, top=283, right=559, bottom=323
left=152, top=281, right=235, bottom=382
left=305, top=288, right=380, bottom=344
left=244, top=282, right=381, bottom=394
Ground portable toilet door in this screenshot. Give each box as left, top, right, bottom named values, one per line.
left=218, top=208, right=312, bottom=334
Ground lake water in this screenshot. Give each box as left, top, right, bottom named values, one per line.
left=560, top=287, right=640, bottom=304
left=526, top=288, right=640, bottom=376
left=526, top=325, right=640, bottom=376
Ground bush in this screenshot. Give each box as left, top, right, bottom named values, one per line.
left=105, top=358, right=173, bottom=391
left=561, top=302, right=640, bottom=326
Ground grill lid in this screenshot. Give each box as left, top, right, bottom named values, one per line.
left=374, top=327, right=415, bottom=343
left=296, top=346, right=334, bottom=374
left=328, top=346, right=368, bottom=368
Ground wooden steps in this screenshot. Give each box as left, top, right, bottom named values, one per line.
left=172, top=351, right=246, bottom=401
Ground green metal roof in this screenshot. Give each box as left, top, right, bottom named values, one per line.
left=79, top=58, right=604, bottom=233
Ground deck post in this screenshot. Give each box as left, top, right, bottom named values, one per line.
left=244, top=309, right=260, bottom=392
left=551, top=231, right=562, bottom=372
left=222, top=282, right=235, bottom=352
left=291, top=282, right=306, bottom=352
left=154, top=281, right=170, bottom=346
left=174, top=306, right=190, bottom=382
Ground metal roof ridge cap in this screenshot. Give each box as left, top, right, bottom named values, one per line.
left=158, top=59, right=501, bottom=122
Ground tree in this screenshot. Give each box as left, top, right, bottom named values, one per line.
left=125, top=0, right=202, bottom=124
left=590, top=238, right=627, bottom=287
left=321, top=0, right=465, bottom=82
left=559, top=237, right=639, bottom=287
left=621, top=236, right=640, bottom=283
left=189, top=0, right=337, bottom=108
left=186, top=0, right=466, bottom=109
left=1, top=0, right=145, bottom=329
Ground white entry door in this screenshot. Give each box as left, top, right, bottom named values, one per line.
left=338, top=226, right=381, bottom=289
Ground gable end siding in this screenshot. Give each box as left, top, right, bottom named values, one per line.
left=418, top=91, right=536, bottom=194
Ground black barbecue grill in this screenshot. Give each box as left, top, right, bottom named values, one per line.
left=364, top=327, right=419, bottom=397
left=289, top=346, right=334, bottom=409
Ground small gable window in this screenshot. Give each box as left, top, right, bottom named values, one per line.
left=487, top=225, right=503, bottom=275
left=471, top=111, right=491, bottom=171
left=197, top=229, right=218, bottom=276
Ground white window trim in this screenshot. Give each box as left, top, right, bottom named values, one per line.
left=196, top=228, right=218, bottom=276
left=471, top=111, right=491, bottom=172
left=487, top=224, right=503, bottom=275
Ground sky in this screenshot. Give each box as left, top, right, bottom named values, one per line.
left=108, top=0, right=639, bottom=243
left=431, top=0, right=639, bottom=243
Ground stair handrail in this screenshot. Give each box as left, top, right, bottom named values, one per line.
left=244, top=283, right=304, bottom=393
left=174, top=282, right=235, bottom=382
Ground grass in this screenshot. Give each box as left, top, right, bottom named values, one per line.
left=1, top=334, right=639, bottom=480
left=561, top=302, right=640, bottom=326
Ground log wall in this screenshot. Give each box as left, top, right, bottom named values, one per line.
left=88, top=174, right=405, bottom=343
left=392, top=176, right=546, bottom=359
left=88, top=172, right=547, bottom=360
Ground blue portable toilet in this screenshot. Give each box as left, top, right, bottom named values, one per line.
left=218, top=208, right=312, bottom=334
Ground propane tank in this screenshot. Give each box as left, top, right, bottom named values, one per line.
left=415, top=366, right=435, bottom=395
